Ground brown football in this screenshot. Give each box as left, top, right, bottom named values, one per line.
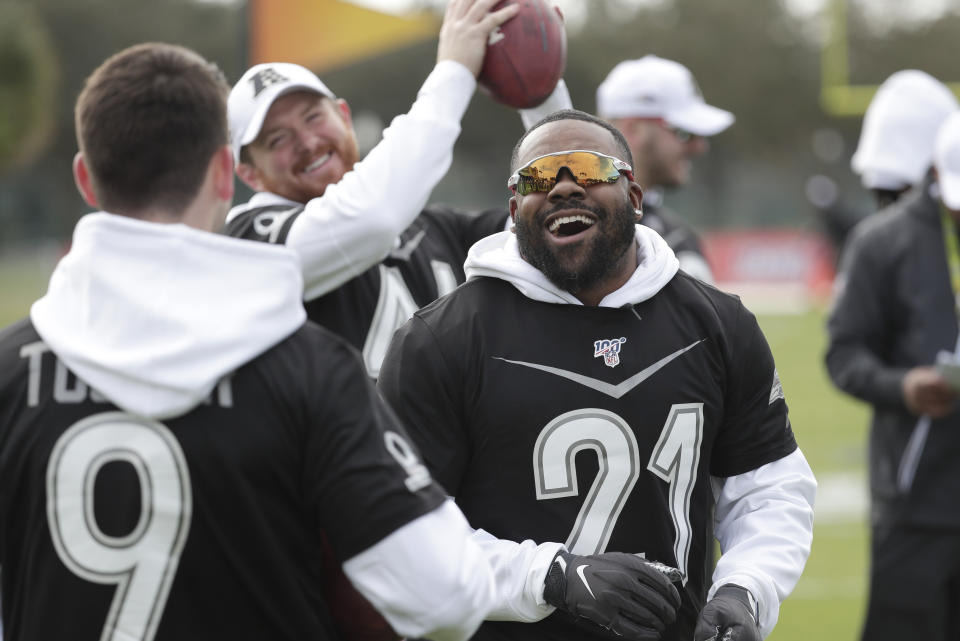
left=478, top=0, right=567, bottom=109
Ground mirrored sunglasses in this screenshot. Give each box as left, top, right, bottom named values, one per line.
left=507, top=150, right=633, bottom=196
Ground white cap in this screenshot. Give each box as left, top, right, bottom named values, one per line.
left=851, top=70, right=958, bottom=190
left=935, top=111, right=960, bottom=210
left=595, top=55, right=734, bottom=136
left=228, top=62, right=336, bottom=162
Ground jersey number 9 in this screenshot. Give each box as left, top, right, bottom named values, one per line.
left=46, top=411, right=192, bottom=641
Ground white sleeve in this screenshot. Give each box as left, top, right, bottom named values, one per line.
left=519, top=79, right=573, bottom=131
left=468, top=528, right=563, bottom=622
left=342, top=500, right=496, bottom=641
left=709, top=448, right=816, bottom=639
left=286, top=61, right=477, bottom=301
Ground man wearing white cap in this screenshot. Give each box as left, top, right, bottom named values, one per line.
left=596, top=55, right=734, bottom=283
left=851, top=70, right=959, bottom=210
left=826, top=108, right=960, bottom=641
left=222, top=0, right=571, bottom=379
left=822, top=71, right=957, bottom=257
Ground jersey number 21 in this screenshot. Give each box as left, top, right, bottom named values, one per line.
left=533, top=404, right=703, bottom=583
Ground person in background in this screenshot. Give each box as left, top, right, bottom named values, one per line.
left=826, top=109, right=960, bottom=641
left=595, top=55, right=734, bottom=284
left=223, top=0, right=571, bottom=379
left=851, top=70, right=959, bottom=211
left=379, top=108, right=816, bottom=641
left=814, top=71, right=957, bottom=260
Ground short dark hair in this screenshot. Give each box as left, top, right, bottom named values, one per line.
left=75, top=42, right=230, bottom=215
left=510, top=109, right=634, bottom=172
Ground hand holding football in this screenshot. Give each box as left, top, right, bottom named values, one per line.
left=478, top=0, right=567, bottom=109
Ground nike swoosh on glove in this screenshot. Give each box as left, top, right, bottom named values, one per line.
left=542, top=550, right=682, bottom=640
left=693, top=584, right=760, bottom=641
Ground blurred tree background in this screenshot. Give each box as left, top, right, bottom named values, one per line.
left=0, top=0, right=247, bottom=244
left=1, top=0, right=958, bottom=248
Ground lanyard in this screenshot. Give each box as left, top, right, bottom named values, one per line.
left=941, top=204, right=960, bottom=319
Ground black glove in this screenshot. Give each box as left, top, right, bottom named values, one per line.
left=542, top=550, right=682, bottom=640
left=693, top=584, right=760, bottom=641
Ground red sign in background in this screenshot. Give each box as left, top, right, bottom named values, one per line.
left=702, top=230, right=837, bottom=313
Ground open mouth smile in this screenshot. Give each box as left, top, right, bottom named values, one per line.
left=301, top=151, right=333, bottom=174
left=545, top=213, right=598, bottom=238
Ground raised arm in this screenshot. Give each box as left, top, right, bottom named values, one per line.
left=285, top=0, right=522, bottom=299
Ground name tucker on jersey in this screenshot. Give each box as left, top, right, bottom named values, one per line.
left=19, top=340, right=233, bottom=408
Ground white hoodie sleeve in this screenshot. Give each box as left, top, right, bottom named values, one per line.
left=518, top=79, right=572, bottom=130
left=285, top=61, right=477, bottom=301
left=468, top=528, right=563, bottom=622
left=709, top=448, right=817, bottom=639
left=342, top=500, right=496, bottom=641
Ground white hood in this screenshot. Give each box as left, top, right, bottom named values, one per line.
left=31, top=212, right=306, bottom=419
left=464, top=225, right=679, bottom=307
left=851, top=69, right=958, bottom=189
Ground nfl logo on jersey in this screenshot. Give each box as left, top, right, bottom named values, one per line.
left=593, top=337, right=627, bottom=368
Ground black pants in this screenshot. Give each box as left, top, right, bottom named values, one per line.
left=861, top=523, right=960, bottom=641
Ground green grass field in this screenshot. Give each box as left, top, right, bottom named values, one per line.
left=0, top=251, right=872, bottom=639
left=759, top=311, right=871, bottom=640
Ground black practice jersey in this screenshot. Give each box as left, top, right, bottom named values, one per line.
left=0, top=319, right=445, bottom=641
left=379, top=274, right=797, bottom=641
left=641, top=203, right=708, bottom=262
left=223, top=203, right=508, bottom=377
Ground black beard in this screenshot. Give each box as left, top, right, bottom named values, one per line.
left=515, top=199, right=637, bottom=295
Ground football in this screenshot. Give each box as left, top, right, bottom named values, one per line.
left=478, top=0, right=567, bottom=109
